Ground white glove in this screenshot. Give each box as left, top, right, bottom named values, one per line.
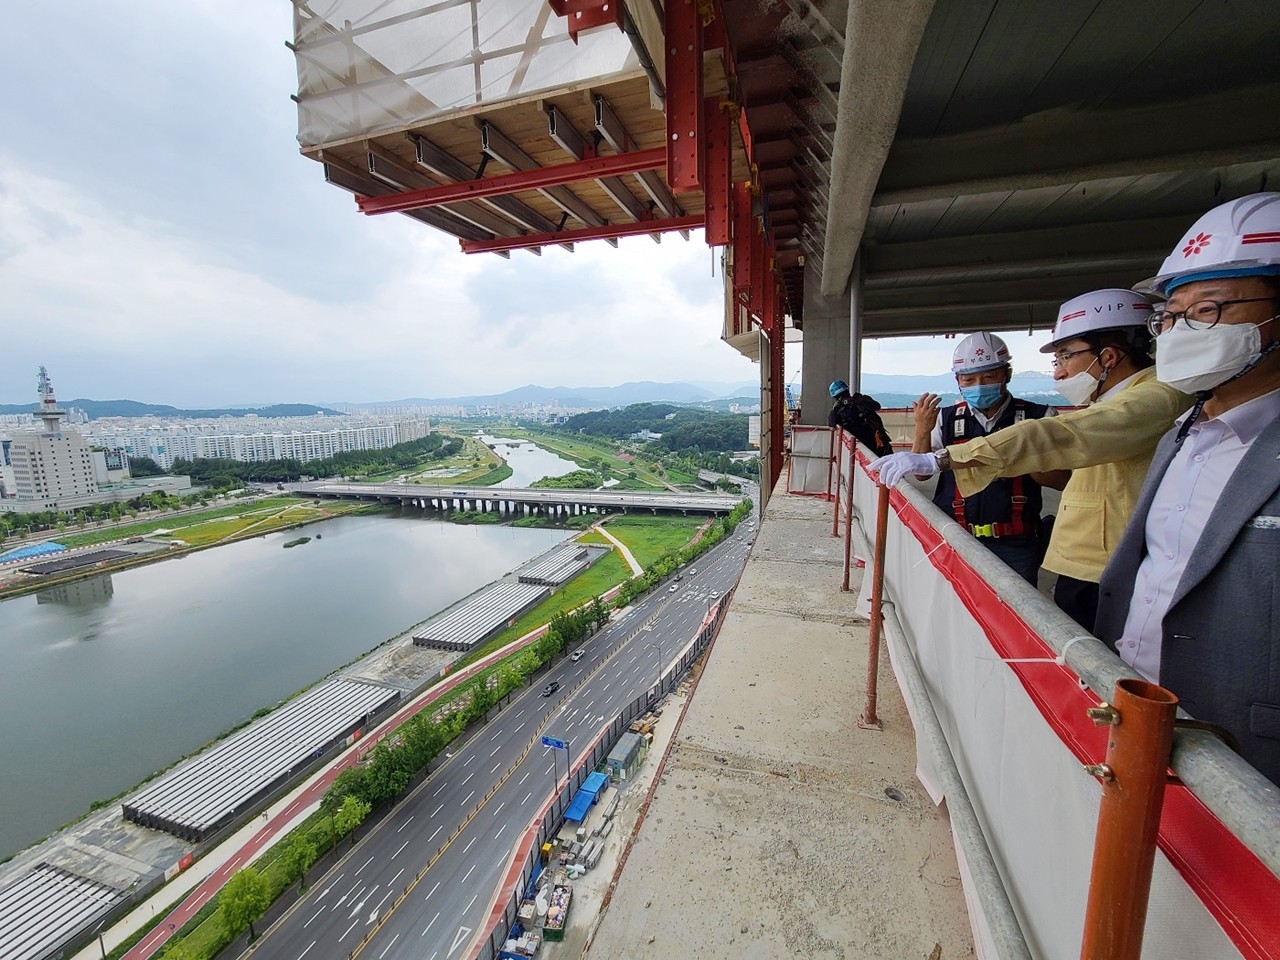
left=866, top=452, right=939, bottom=487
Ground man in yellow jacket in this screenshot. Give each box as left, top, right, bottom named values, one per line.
left=869, top=289, right=1192, bottom=628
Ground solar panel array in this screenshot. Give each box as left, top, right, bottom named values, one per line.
left=518, top=545, right=590, bottom=585
left=0, top=863, right=118, bottom=960
left=123, top=678, right=398, bottom=840
left=412, top=582, right=547, bottom=650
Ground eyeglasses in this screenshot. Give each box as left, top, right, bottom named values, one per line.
left=1147, top=296, right=1280, bottom=337
left=1050, top=348, right=1096, bottom=370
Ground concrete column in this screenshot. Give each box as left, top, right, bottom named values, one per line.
left=848, top=251, right=864, bottom=392
left=800, top=259, right=852, bottom=425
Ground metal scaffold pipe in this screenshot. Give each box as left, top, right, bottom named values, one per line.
left=1080, top=679, right=1178, bottom=960
left=858, top=481, right=890, bottom=730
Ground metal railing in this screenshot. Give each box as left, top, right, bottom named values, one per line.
left=825, top=426, right=1280, bottom=958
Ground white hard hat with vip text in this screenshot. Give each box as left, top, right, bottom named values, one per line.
left=1039, top=289, right=1154, bottom=353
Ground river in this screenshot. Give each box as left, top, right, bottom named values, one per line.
left=480, top=433, right=579, bottom=487
left=0, top=508, right=578, bottom=860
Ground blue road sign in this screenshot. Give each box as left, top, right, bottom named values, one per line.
left=541, top=735, right=567, bottom=750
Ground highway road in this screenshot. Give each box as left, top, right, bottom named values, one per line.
left=252, top=505, right=757, bottom=960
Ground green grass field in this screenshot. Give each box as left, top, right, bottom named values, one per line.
left=602, top=514, right=705, bottom=568
left=46, top=497, right=304, bottom=549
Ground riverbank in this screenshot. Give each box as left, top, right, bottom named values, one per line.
left=0, top=497, right=375, bottom=601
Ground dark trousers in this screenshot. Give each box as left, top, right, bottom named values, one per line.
left=983, top=537, right=1041, bottom=586
left=1053, top=575, right=1100, bottom=632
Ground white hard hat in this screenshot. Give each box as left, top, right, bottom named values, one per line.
left=952, top=332, right=1010, bottom=375
left=1135, top=192, right=1280, bottom=297
left=1039, top=289, right=1154, bottom=353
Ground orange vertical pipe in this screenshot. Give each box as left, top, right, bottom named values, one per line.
left=1080, top=678, right=1178, bottom=960
left=841, top=438, right=855, bottom=592
left=858, top=482, right=890, bottom=729
left=831, top=429, right=842, bottom=537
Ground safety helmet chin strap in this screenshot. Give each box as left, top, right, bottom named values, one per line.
left=1175, top=314, right=1280, bottom=445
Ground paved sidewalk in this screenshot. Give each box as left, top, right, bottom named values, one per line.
left=592, top=523, right=643, bottom=576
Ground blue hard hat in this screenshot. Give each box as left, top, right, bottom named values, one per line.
left=829, top=379, right=849, bottom=398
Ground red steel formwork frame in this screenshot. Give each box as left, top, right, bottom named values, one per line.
left=702, top=96, right=732, bottom=246
left=665, top=0, right=703, bottom=194
left=356, top=149, right=667, bottom=216
left=547, top=0, right=624, bottom=43
left=459, top=214, right=704, bottom=254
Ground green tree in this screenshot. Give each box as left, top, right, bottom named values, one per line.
left=220, top=866, right=271, bottom=942
left=334, top=793, right=371, bottom=848
left=280, top=831, right=318, bottom=891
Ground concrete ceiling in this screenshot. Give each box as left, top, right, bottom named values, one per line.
left=721, top=0, right=1280, bottom=336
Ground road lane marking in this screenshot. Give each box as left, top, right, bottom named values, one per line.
left=378, top=933, right=400, bottom=958
left=355, top=855, right=375, bottom=876
left=464, top=755, right=474, bottom=766
left=491, top=762, right=501, bottom=773
left=429, top=824, right=442, bottom=842
left=492, top=801, right=505, bottom=817
left=392, top=839, right=409, bottom=859
left=513, top=708, right=525, bottom=719
left=519, top=771, right=530, bottom=785
left=462, top=863, right=476, bottom=881
left=305, top=907, right=324, bottom=928
left=390, top=868, right=404, bottom=888
left=431, top=803, right=444, bottom=817
left=461, top=771, right=475, bottom=786
left=495, top=823, right=507, bottom=840
left=424, top=881, right=441, bottom=901
left=521, top=791, right=532, bottom=805
left=297, top=941, right=315, bottom=960
left=545, top=764, right=554, bottom=776
left=339, top=919, right=358, bottom=942
left=463, top=835, right=477, bottom=853
left=462, top=790, right=474, bottom=806
left=422, top=911, right=441, bottom=935
left=491, top=728, right=504, bottom=740
left=490, top=745, right=502, bottom=756
left=397, top=815, right=415, bottom=833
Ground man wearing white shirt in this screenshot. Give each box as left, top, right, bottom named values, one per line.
left=1095, top=193, right=1280, bottom=785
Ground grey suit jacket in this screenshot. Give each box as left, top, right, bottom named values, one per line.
left=1096, top=416, right=1280, bottom=784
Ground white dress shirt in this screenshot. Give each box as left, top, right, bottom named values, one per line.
left=1118, top=387, right=1280, bottom=680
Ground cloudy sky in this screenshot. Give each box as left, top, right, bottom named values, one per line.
left=0, top=2, right=1051, bottom=408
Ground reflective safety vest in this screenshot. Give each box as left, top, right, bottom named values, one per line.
left=932, top=398, right=1049, bottom=539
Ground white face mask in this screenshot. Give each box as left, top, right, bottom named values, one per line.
left=1056, top=356, right=1101, bottom=406
left=1156, top=317, right=1272, bottom=394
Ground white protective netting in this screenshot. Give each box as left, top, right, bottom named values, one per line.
left=847, top=453, right=1244, bottom=959
left=293, top=0, right=641, bottom=148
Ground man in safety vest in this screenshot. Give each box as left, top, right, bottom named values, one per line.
left=902, top=333, right=1053, bottom=584
left=868, top=293, right=1191, bottom=628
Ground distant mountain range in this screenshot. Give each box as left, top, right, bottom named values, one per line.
left=0, top=400, right=343, bottom=419
left=335, top=380, right=761, bottom=410
left=0, top=375, right=1068, bottom=421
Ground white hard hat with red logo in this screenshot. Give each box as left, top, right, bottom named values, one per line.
left=1038, top=289, right=1154, bottom=353
left=952, top=332, right=1010, bottom=375
left=1135, top=192, right=1280, bottom=298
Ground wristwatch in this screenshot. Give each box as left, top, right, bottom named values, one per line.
left=935, top=448, right=951, bottom=471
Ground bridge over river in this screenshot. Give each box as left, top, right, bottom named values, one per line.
left=295, top=481, right=740, bottom=518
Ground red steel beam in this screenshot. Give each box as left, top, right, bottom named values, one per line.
left=731, top=182, right=753, bottom=304
left=357, top=149, right=666, bottom=216
left=703, top=97, right=731, bottom=246
left=665, top=0, right=703, bottom=193
left=459, top=214, right=704, bottom=254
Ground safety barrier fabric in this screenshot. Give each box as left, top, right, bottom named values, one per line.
left=843, top=439, right=1279, bottom=959
left=786, top=426, right=833, bottom=496
left=293, top=0, right=639, bottom=148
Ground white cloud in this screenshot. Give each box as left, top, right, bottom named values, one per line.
left=0, top=160, right=755, bottom=405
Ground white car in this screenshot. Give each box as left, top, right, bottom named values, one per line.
left=709, top=590, right=719, bottom=599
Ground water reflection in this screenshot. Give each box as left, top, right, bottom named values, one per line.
left=0, top=513, right=569, bottom=859
left=36, top=574, right=115, bottom=608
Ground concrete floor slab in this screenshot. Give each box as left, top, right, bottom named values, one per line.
left=583, top=485, right=974, bottom=960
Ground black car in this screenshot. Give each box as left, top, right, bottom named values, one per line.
left=541, top=681, right=561, bottom=697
